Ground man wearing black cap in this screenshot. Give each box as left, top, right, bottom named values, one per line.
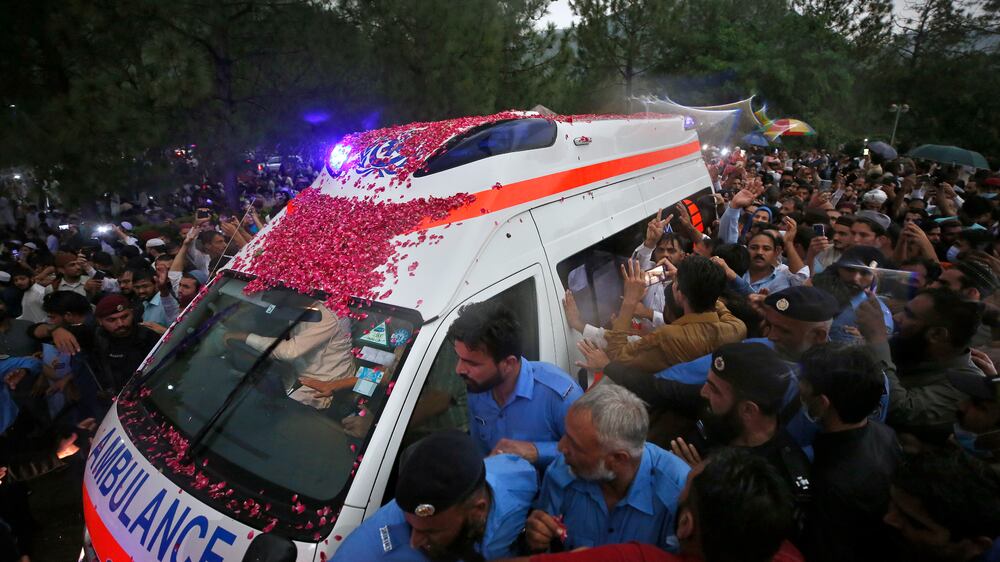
left=669, top=343, right=810, bottom=520
left=814, top=245, right=894, bottom=344
left=947, top=371, right=1000, bottom=465
left=597, top=286, right=843, bottom=449
left=333, top=430, right=537, bottom=561
left=797, top=343, right=902, bottom=562
left=759, top=286, right=841, bottom=361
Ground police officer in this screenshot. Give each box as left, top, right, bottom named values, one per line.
left=525, top=383, right=690, bottom=552
left=447, top=300, right=582, bottom=466
left=333, top=430, right=537, bottom=561
left=670, top=343, right=812, bottom=534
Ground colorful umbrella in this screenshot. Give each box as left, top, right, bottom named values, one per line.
left=908, top=144, right=989, bottom=169
left=763, top=118, right=816, bottom=140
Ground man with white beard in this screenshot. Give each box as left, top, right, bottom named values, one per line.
left=523, top=383, right=690, bottom=553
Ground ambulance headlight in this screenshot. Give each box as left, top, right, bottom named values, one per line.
left=326, top=142, right=352, bottom=176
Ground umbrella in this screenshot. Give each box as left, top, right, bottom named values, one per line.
left=867, top=141, right=897, bottom=160
left=763, top=118, right=816, bottom=140
left=908, top=144, right=989, bottom=169
left=742, top=132, right=779, bottom=147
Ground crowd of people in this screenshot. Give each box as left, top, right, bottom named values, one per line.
left=2, top=145, right=1000, bottom=562
left=337, top=147, right=1000, bottom=562
left=0, top=167, right=311, bottom=561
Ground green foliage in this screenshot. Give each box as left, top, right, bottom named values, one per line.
left=0, top=0, right=997, bottom=204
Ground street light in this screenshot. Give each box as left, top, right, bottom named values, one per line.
left=889, top=103, right=909, bottom=147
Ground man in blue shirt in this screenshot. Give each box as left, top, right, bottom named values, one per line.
left=524, top=383, right=690, bottom=552
left=814, top=246, right=894, bottom=343
left=333, top=431, right=537, bottom=561
left=447, top=300, right=582, bottom=467
left=130, top=269, right=178, bottom=330
left=730, top=231, right=805, bottom=295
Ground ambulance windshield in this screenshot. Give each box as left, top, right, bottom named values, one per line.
left=131, top=273, right=421, bottom=509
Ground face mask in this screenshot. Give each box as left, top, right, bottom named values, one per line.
left=953, top=423, right=998, bottom=458
left=946, top=245, right=961, bottom=262
left=801, top=399, right=822, bottom=425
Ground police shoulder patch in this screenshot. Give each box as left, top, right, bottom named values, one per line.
left=380, top=525, right=393, bottom=553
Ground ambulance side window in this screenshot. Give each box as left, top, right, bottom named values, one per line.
left=384, top=278, right=539, bottom=504
left=555, top=189, right=715, bottom=329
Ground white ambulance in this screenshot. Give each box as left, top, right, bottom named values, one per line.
left=81, top=111, right=714, bottom=562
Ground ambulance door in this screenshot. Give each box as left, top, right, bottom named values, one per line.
left=530, top=175, right=649, bottom=373
left=363, top=265, right=551, bottom=515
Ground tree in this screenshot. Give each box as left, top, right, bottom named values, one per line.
left=569, top=0, right=677, bottom=111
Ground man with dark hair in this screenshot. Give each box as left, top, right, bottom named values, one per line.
left=937, top=219, right=964, bottom=262
left=932, top=259, right=999, bottom=347
left=447, top=300, right=582, bottom=466
left=711, top=243, right=750, bottom=278
left=851, top=212, right=891, bottom=252
left=933, top=259, right=999, bottom=302
left=857, top=287, right=985, bottom=444
left=884, top=451, right=1000, bottom=561
left=1, top=266, right=33, bottom=319
left=334, top=431, right=536, bottom=561
left=197, top=229, right=229, bottom=272
left=728, top=231, right=804, bottom=295
left=817, top=245, right=895, bottom=344
left=518, top=448, right=802, bottom=562
left=798, top=343, right=902, bottom=562
left=130, top=268, right=178, bottom=330
left=809, top=215, right=855, bottom=275
left=901, top=257, right=943, bottom=289
left=596, top=257, right=745, bottom=374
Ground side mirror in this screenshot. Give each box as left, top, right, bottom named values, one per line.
left=241, top=533, right=297, bottom=562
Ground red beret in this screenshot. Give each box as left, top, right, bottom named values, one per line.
left=95, top=294, right=132, bottom=318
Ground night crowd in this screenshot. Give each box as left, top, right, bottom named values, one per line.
left=2, top=148, right=1000, bottom=562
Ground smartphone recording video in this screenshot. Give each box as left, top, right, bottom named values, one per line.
left=645, top=265, right=669, bottom=287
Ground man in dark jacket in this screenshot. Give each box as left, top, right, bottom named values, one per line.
left=798, top=343, right=902, bottom=562
left=89, top=294, right=160, bottom=395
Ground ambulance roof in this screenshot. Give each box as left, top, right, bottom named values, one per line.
left=229, top=111, right=703, bottom=318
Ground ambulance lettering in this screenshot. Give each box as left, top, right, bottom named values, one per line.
left=87, top=427, right=239, bottom=561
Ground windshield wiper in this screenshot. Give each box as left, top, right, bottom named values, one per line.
left=184, top=307, right=312, bottom=462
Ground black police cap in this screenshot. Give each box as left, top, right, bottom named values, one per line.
left=764, top=286, right=842, bottom=322
left=711, top=342, right=791, bottom=405
left=396, top=430, right=486, bottom=518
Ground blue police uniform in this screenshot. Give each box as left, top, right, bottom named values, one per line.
left=829, top=292, right=893, bottom=344
left=332, top=454, right=537, bottom=561
left=653, top=339, right=890, bottom=454
left=534, top=442, right=690, bottom=552
left=467, top=358, right=582, bottom=466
